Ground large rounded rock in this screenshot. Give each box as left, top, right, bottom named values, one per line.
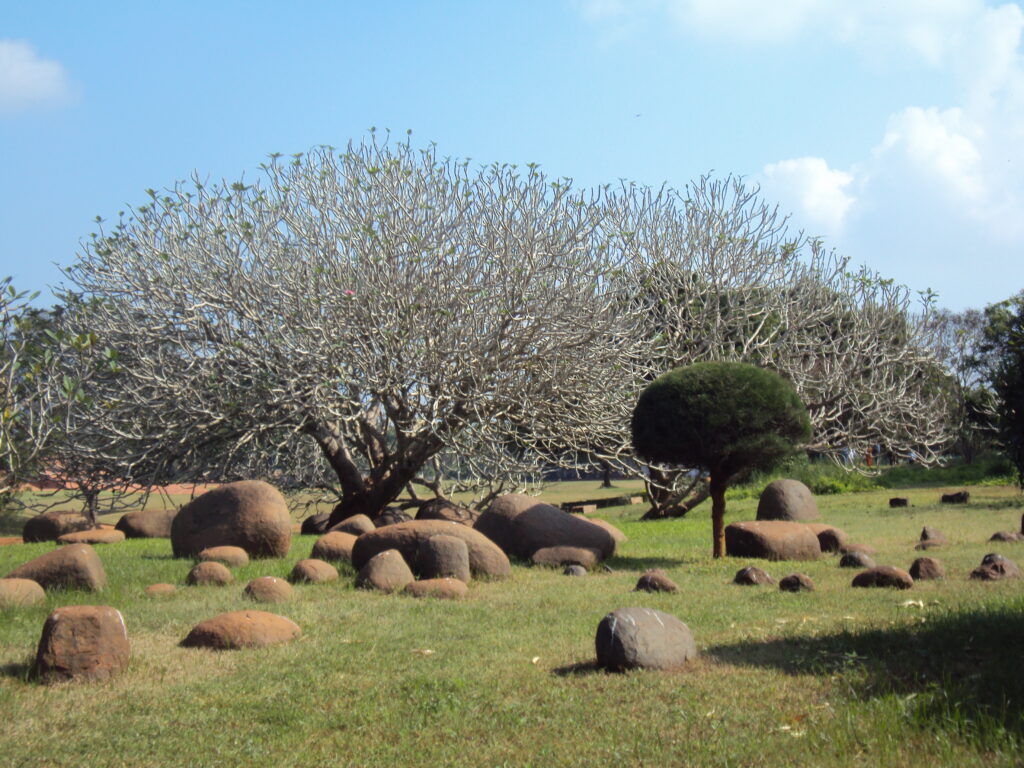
left=595, top=607, right=697, bottom=671
left=0, top=578, right=46, bottom=607
left=311, top=531, right=358, bottom=563
left=180, top=610, right=301, bottom=649
left=804, top=524, right=847, bottom=553
left=289, top=558, right=339, bottom=584
left=33, top=605, right=129, bottom=683
left=852, top=565, right=914, bottom=589
left=198, top=546, right=250, bottom=568
left=329, top=514, right=375, bottom=536
left=352, top=520, right=510, bottom=579
left=244, top=576, right=294, bottom=603
left=531, top=546, right=600, bottom=570
left=909, top=557, right=945, bottom=580
left=355, top=549, right=415, bottom=593
left=115, top=508, right=176, bottom=539
left=415, top=498, right=480, bottom=526
left=58, top=529, right=125, bottom=545
left=725, top=521, right=821, bottom=561
left=404, top=578, right=468, bottom=599
left=171, top=480, right=291, bottom=559
left=473, top=493, right=616, bottom=561
left=756, top=479, right=820, bottom=522
left=22, top=511, right=91, bottom=543
left=6, top=544, right=107, bottom=591
left=186, top=561, right=234, bottom=586
left=416, top=535, right=471, bottom=582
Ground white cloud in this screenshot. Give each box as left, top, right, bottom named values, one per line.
left=666, top=0, right=826, bottom=43
left=762, top=157, right=856, bottom=235
left=0, top=39, right=72, bottom=113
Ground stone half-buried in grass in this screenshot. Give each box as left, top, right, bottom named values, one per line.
left=289, top=558, right=339, bottom=584
left=779, top=573, right=814, bottom=592
left=180, top=610, right=301, bottom=650
left=243, top=576, right=293, bottom=603
left=144, top=583, right=177, bottom=597
left=115, top=507, right=176, bottom=538
left=732, top=566, right=774, bottom=585
left=851, top=566, right=914, bottom=589
left=57, top=528, right=126, bottom=545
left=186, top=561, right=234, bottom=587
left=595, top=607, right=697, bottom=672
left=404, top=577, right=468, bottom=599
left=0, top=577, right=46, bottom=607
left=634, top=568, right=678, bottom=593
left=197, top=546, right=250, bottom=568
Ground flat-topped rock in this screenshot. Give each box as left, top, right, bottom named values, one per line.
left=181, top=610, right=301, bottom=650
left=7, top=544, right=106, bottom=592
left=725, top=521, right=821, bottom=561
left=198, top=546, right=250, bottom=567
left=852, top=566, right=914, bottom=589
left=0, top=578, right=46, bottom=607
left=57, top=529, right=125, bottom=545
left=33, top=605, right=129, bottom=683
left=404, top=578, right=468, bottom=599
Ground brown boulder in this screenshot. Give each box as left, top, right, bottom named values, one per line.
left=779, top=573, right=815, bottom=592
left=473, top=493, right=616, bottom=561
left=33, top=605, right=129, bottom=683
left=839, top=542, right=877, bottom=556
left=733, top=566, right=775, bottom=585
left=171, top=480, right=291, bottom=559
left=839, top=552, right=876, bottom=569
left=531, top=546, right=600, bottom=570
left=329, top=514, right=375, bottom=536
left=989, top=531, right=1024, bottom=543
left=941, top=490, right=970, bottom=504
left=0, top=578, right=46, bottom=607
left=186, top=561, right=234, bottom=586
left=969, top=553, right=1021, bottom=581
left=289, top=558, right=339, bottom=584
left=115, top=508, right=176, bottom=539
left=22, top=511, right=92, bottom=543
left=352, top=520, right=510, bottom=579
left=919, top=526, right=947, bottom=545
left=57, top=529, right=125, bottom=545
left=756, top=479, right=820, bottom=522
left=852, top=566, right=914, bottom=589
left=7, top=543, right=107, bottom=591
left=181, top=610, right=301, bottom=649
left=311, top=531, right=358, bottom=562
left=355, top=549, right=415, bottom=593
left=144, top=583, right=177, bottom=597
left=416, top=535, right=471, bottom=582
left=909, top=557, right=945, bottom=580
left=415, top=498, right=480, bottom=526
left=198, top=546, right=250, bottom=568
left=300, top=512, right=331, bottom=535
left=635, top=568, right=678, bottom=592
left=725, top=521, right=821, bottom=561
left=243, top=576, right=294, bottom=603
left=804, top=523, right=847, bottom=553
left=889, top=497, right=909, bottom=508
left=404, top=578, right=468, bottom=599
left=373, top=508, right=413, bottom=527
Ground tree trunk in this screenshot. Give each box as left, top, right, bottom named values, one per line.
left=641, top=469, right=709, bottom=520
left=710, top=476, right=727, bottom=558
left=600, top=461, right=613, bottom=489
left=82, top=489, right=99, bottom=528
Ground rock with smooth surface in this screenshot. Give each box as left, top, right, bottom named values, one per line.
left=725, top=521, right=822, bottom=561
left=0, top=578, right=46, bottom=607
left=564, top=564, right=587, bottom=577
left=852, top=566, right=914, bottom=589
left=144, top=583, right=176, bottom=597
left=116, top=508, right=176, bottom=539
left=416, top=535, right=471, bottom=582
left=300, top=512, right=331, bottom=535
left=171, top=480, right=291, bottom=559
left=634, top=568, right=678, bottom=592
left=909, top=557, right=945, bottom=580
left=186, top=561, right=234, bottom=586
left=329, top=514, right=375, bottom=536
left=839, top=552, right=876, bottom=569
left=756, top=479, right=820, bottom=522
left=415, top=498, right=480, bottom=526
left=181, top=610, right=301, bottom=649
left=373, top=508, right=413, bottom=528
left=57, top=529, right=125, bottom=545
left=804, top=523, right=847, bottom=553
left=352, top=520, right=510, bottom=579
left=311, top=531, right=358, bottom=563
left=578, top=517, right=628, bottom=544
left=473, top=493, right=616, bottom=561
left=243, top=576, right=293, bottom=603
left=198, top=545, right=250, bottom=567
left=595, top=607, right=697, bottom=671
left=733, top=566, right=775, bottom=585
left=22, top=511, right=92, bottom=543
left=404, top=578, right=468, bottom=599
left=779, top=573, right=815, bottom=592
left=33, top=605, right=129, bottom=682
left=531, top=546, right=600, bottom=570
left=989, top=531, right=1024, bottom=542
left=355, top=549, right=415, bottom=593
left=6, top=544, right=106, bottom=592
left=289, top=558, right=338, bottom=584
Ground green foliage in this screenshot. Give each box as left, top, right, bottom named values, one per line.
left=977, top=292, right=1024, bottom=488
left=631, top=361, right=811, bottom=479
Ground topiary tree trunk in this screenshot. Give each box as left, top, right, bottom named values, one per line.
left=710, top=475, right=727, bottom=558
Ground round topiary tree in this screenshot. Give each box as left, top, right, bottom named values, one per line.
left=631, top=362, right=811, bottom=558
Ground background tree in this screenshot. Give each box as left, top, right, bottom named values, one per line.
left=631, top=361, right=811, bottom=557
left=976, top=292, right=1024, bottom=487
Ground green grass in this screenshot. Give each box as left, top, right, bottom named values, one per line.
left=1, top=481, right=1023, bottom=767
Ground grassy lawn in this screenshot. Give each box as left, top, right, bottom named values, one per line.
left=1, top=481, right=1023, bottom=767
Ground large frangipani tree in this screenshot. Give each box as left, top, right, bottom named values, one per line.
left=58, top=136, right=952, bottom=521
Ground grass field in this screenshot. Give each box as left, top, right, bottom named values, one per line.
left=1, top=481, right=1023, bottom=767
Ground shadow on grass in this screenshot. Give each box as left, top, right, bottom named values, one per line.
left=606, top=556, right=694, bottom=570
left=551, top=660, right=603, bottom=677
left=707, top=597, right=1024, bottom=746
left=0, top=661, right=32, bottom=681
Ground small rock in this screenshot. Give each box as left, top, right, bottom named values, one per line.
left=969, top=553, right=1021, bottom=581
left=329, top=514, right=375, bottom=536
left=806, top=525, right=847, bottom=553
left=404, top=578, right=468, bottom=599
left=889, top=497, right=909, bottom=508
left=909, top=557, right=945, bottom=580
left=33, top=605, right=129, bottom=682
left=243, top=576, right=293, bottom=603
left=289, top=558, right=339, bottom=584
left=634, top=568, right=678, bottom=593
left=940, top=490, right=970, bottom=504
left=355, top=549, right=414, bottom=593
left=0, top=578, right=46, bottom=607
left=919, top=526, right=947, bottom=545
left=779, top=573, right=815, bottom=592
left=839, top=552, right=876, bottom=569
left=198, top=546, right=250, bottom=567
left=180, top=610, right=301, bottom=650
left=57, top=529, right=126, bottom=545
left=595, top=607, right=697, bottom=671
left=186, top=561, right=234, bottom=586
left=852, top=566, right=914, bottom=589
left=563, top=565, right=587, bottom=577
left=300, top=512, right=331, bottom=535
left=989, top=531, right=1024, bottom=542
left=311, top=531, right=358, bottom=562
left=373, top=509, right=413, bottom=528
left=530, top=546, right=600, bottom=570
left=417, top=535, right=471, bottom=582
left=733, top=565, right=775, bottom=585
left=144, top=583, right=177, bottom=597
left=414, top=498, right=480, bottom=526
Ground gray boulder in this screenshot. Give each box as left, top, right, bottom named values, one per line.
left=595, top=607, right=697, bottom=671
left=756, top=479, right=820, bottom=522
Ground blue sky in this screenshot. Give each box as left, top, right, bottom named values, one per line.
left=2, top=0, right=1022, bottom=311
